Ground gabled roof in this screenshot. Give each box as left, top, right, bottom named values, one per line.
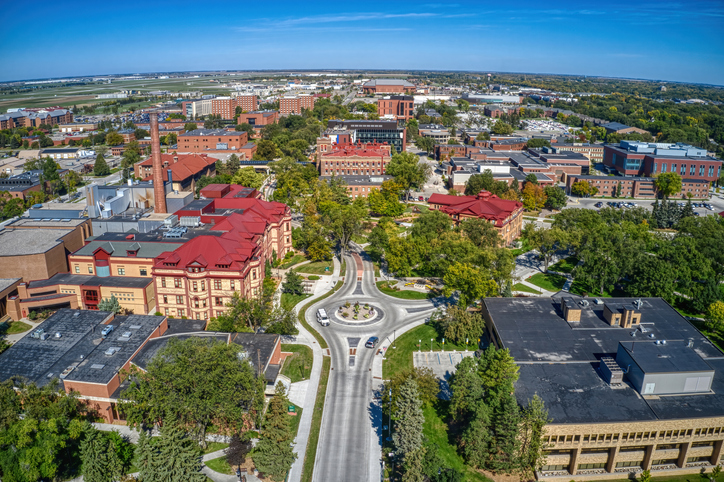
left=154, top=235, right=259, bottom=271
left=428, top=191, right=522, bottom=226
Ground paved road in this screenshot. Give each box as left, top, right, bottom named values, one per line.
left=307, top=250, right=441, bottom=482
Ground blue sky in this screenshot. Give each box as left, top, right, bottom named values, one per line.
left=1, top=0, right=723, bottom=84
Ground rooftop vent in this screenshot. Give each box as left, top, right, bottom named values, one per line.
left=90, top=364, right=105, bottom=370
left=633, top=299, right=643, bottom=309
left=104, top=347, right=121, bottom=356
left=579, top=300, right=590, bottom=308
left=594, top=298, right=604, bottom=305
left=54, top=332, right=62, bottom=339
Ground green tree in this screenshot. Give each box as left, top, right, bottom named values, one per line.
left=382, top=367, right=440, bottom=413
left=236, top=122, right=255, bottom=137
left=209, top=292, right=271, bottom=333
left=166, top=132, right=177, bottom=145
left=449, top=357, right=484, bottom=422
left=80, top=424, right=124, bottom=482
left=489, top=391, right=521, bottom=473
left=136, top=421, right=205, bottom=482
left=325, top=202, right=366, bottom=252
left=526, top=138, right=551, bottom=149
left=2, top=198, right=25, bottom=219
left=98, top=295, right=122, bottom=313
left=254, top=382, right=297, bottom=481
left=393, top=378, right=425, bottom=460
left=410, top=210, right=452, bottom=243
left=525, top=173, right=539, bottom=185
left=460, top=402, right=493, bottom=468
left=491, top=120, right=513, bottom=135
left=522, top=224, right=568, bottom=272
left=655, top=171, right=683, bottom=198
left=184, top=122, right=198, bottom=132
left=707, top=301, right=724, bottom=331
left=415, top=136, right=434, bottom=154
left=368, top=179, right=405, bottom=217
left=254, top=139, right=279, bottom=160
left=282, top=270, right=305, bottom=296
left=460, top=217, right=501, bottom=248
left=543, top=186, right=567, bottom=210
left=476, top=131, right=491, bottom=141
left=518, top=395, right=551, bottom=478
left=105, top=131, right=124, bottom=146
left=639, top=470, right=652, bottom=482
left=430, top=305, right=485, bottom=344
left=386, top=151, right=431, bottom=196
left=93, top=153, right=110, bottom=176
left=465, top=170, right=495, bottom=195
left=402, top=447, right=427, bottom=482
left=442, top=262, right=498, bottom=307
left=120, top=337, right=264, bottom=444
left=232, top=166, right=266, bottom=190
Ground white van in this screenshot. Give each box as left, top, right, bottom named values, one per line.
left=316, top=308, right=329, bottom=326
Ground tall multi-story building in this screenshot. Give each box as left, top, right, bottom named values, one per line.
left=0, top=109, right=73, bottom=129
left=377, top=96, right=414, bottom=121
left=326, top=120, right=407, bottom=153
left=181, top=95, right=257, bottom=120
left=604, top=141, right=722, bottom=182
left=362, top=79, right=416, bottom=94
left=153, top=184, right=292, bottom=322
left=318, top=142, right=392, bottom=177
left=482, top=296, right=724, bottom=480
left=177, top=129, right=249, bottom=154
left=279, top=94, right=316, bottom=116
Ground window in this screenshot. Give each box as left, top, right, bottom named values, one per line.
left=194, top=299, right=199, bottom=308
left=253, top=270, right=257, bottom=280
left=671, top=163, right=676, bottom=172
left=88, top=266, right=93, bottom=274
left=164, top=308, right=169, bottom=316
left=214, top=280, right=222, bottom=290
left=681, top=164, right=686, bottom=175
left=192, top=281, right=198, bottom=292
left=117, top=268, right=125, bottom=275
left=195, top=312, right=200, bottom=320
left=178, top=309, right=185, bottom=318
left=215, top=297, right=223, bottom=306
left=75, top=265, right=80, bottom=273
left=691, top=165, right=696, bottom=175
left=662, top=163, right=667, bottom=172
left=163, top=295, right=168, bottom=304
left=230, top=280, right=235, bottom=290
left=176, top=295, right=184, bottom=304
left=174, top=278, right=182, bottom=288
left=140, top=268, right=147, bottom=276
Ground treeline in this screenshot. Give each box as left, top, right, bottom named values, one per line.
left=524, top=207, right=724, bottom=314
left=381, top=345, right=549, bottom=480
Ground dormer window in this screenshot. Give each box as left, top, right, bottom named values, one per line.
left=127, top=250, right=138, bottom=257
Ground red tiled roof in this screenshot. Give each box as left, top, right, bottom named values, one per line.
left=322, top=142, right=390, bottom=158
left=141, top=153, right=215, bottom=182
left=154, top=235, right=258, bottom=271
left=428, top=191, right=522, bottom=227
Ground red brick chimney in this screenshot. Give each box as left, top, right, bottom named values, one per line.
left=150, top=114, right=167, bottom=214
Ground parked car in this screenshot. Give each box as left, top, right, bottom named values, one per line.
left=418, top=196, right=424, bottom=201
left=365, top=336, right=380, bottom=348
left=594, top=202, right=603, bottom=208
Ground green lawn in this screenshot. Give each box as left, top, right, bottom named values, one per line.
left=205, top=456, right=233, bottom=474
left=549, top=256, right=579, bottom=274
left=202, top=442, right=229, bottom=455
left=422, top=402, right=492, bottom=482
left=279, top=254, right=307, bottom=269
left=301, top=356, right=330, bottom=482
left=6, top=321, right=32, bottom=334
left=295, top=260, right=333, bottom=275
left=512, top=283, right=541, bottom=294
left=289, top=407, right=303, bottom=439
left=281, top=292, right=311, bottom=311
left=526, top=272, right=567, bottom=292
left=382, top=324, right=473, bottom=379
left=510, top=238, right=532, bottom=257
left=281, top=344, right=313, bottom=383
left=376, top=281, right=431, bottom=300
left=351, top=233, right=368, bottom=244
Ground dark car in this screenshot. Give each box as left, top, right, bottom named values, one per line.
left=594, top=202, right=603, bottom=208
left=365, top=336, right=380, bottom=348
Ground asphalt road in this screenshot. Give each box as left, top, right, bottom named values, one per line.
left=308, top=250, right=441, bottom=482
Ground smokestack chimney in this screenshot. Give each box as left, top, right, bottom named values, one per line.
left=167, top=169, right=173, bottom=184
left=150, top=114, right=167, bottom=214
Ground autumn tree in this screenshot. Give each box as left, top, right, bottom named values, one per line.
left=655, top=171, right=683, bottom=198
left=521, top=182, right=547, bottom=211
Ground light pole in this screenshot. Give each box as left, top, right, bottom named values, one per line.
left=430, top=338, right=433, bottom=352
left=393, top=330, right=396, bottom=349
left=388, top=388, right=392, bottom=442
left=418, top=340, right=421, bottom=353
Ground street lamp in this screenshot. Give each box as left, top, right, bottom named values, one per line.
left=430, top=338, right=433, bottom=352
left=418, top=340, right=421, bottom=353
left=393, top=330, right=396, bottom=349
left=388, top=388, right=392, bottom=442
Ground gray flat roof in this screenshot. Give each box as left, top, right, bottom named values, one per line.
left=0, top=228, right=73, bottom=256
left=619, top=340, right=714, bottom=374
left=8, top=218, right=87, bottom=228
left=0, top=309, right=114, bottom=386
left=0, top=278, right=20, bottom=294
left=73, top=240, right=181, bottom=259
left=64, top=314, right=166, bottom=385
left=486, top=296, right=724, bottom=423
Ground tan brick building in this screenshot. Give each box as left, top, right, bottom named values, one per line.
left=377, top=95, right=414, bottom=121
left=482, top=296, right=724, bottom=480
left=177, top=128, right=249, bottom=153
left=318, top=142, right=392, bottom=177
left=279, top=94, right=316, bottom=116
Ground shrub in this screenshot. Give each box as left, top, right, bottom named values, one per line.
left=28, top=311, right=38, bottom=320
left=308, top=275, right=320, bottom=280
left=154, top=312, right=163, bottom=316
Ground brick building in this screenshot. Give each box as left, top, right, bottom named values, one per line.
left=211, top=95, right=257, bottom=119
left=279, top=94, right=316, bottom=116
left=475, top=137, right=527, bottom=151
left=0, top=109, right=73, bottom=130
left=134, top=153, right=216, bottom=192
left=318, top=142, right=392, bottom=177
left=377, top=96, right=414, bottom=121
left=319, top=175, right=393, bottom=199
left=428, top=191, right=524, bottom=245
left=237, top=110, right=279, bottom=127
left=177, top=129, right=249, bottom=153
left=604, top=141, right=722, bottom=182
left=482, top=296, right=724, bottom=480
left=566, top=175, right=710, bottom=199
left=58, top=123, right=97, bottom=133
left=552, top=143, right=604, bottom=163
left=0, top=171, right=44, bottom=200
left=362, top=79, right=416, bottom=94
left=601, top=122, right=651, bottom=135
left=154, top=185, right=292, bottom=322
left=484, top=105, right=521, bottom=118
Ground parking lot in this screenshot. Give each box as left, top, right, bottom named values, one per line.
left=569, top=193, right=724, bottom=217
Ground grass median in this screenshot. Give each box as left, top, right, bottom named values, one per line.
left=376, top=281, right=431, bottom=300
left=281, top=344, right=313, bottom=383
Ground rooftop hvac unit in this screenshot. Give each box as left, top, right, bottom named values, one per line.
left=633, top=299, right=643, bottom=309
left=579, top=300, right=589, bottom=308
left=180, top=216, right=201, bottom=227
left=600, top=357, right=624, bottom=385
left=163, top=215, right=178, bottom=227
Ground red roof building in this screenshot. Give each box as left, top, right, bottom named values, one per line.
left=134, top=153, right=216, bottom=192
left=318, top=141, right=392, bottom=176
left=428, top=191, right=524, bottom=245
left=153, top=186, right=292, bottom=322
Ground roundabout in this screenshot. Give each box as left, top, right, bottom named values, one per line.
left=330, top=301, right=385, bottom=326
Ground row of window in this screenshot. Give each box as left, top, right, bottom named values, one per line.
left=548, top=426, right=724, bottom=446
left=652, top=162, right=719, bottom=177
left=74, top=265, right=148, bottom=276
left=162, top=295, right=227, bottom=307
left=159, top=277, right=248, bottom=289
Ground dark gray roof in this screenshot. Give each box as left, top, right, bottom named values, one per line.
left=0, top=278, right=20, bottom=294
left=73, top=240, right=181, bottom=259
left=180, top=128, right=245, bottom=137
left=602, top=122, right=630, bottom=131
left=231, top=332, right=280, bottom=376
left=363, top=79, right=414, bottom=87
left=619, top=340, right=714, bottom=374
left=0, top=309, right=114, bottom=386
left=64, top=314, right=166, bottom=385
left=28, top=273, right=152, bottom=290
